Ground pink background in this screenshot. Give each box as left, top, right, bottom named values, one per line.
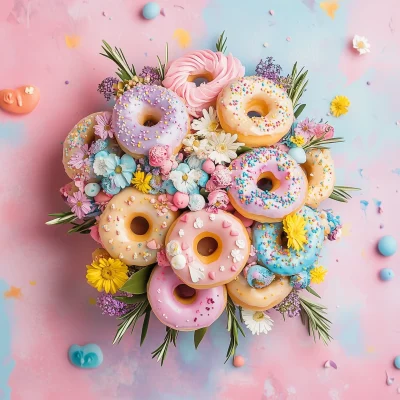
left=1, top=0, right=400, bottom=399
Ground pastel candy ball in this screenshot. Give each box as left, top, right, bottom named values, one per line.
left=84, top=183, right=101, bottom=197
left=68, top=344, right=103, bottom=369
left=188, top=194, right=206, bottom=211
left=198, top=170, right=209, bottom=187
left=246, top=265, right=275, bottom=288
left=379, top=268, right=394, bottom=281
left=171, top=254, right=186, bottom=270
left=288, top=147, right=307, bottom=164
left=142, top=2, right=160, bottom=19
left=173, top=192, right=189, bottom=209
left=394, top=356, right=400, bottom=369
left=233, top=355, right=245, bottom=368
left=378, top=235, right=397, bottom=256
left=202, top=159, right=216, bottom=174
left=94, top=191, right=113, bottom=203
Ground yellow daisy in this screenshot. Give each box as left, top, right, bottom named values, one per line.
left=330, top=95, right=350, bottom=117
left=290, top=135, right=305, bottom=147
left=86, top=258, right=128, bottom=294
left=310, top=266, right=328, bottom=284
left=131, top=171, right=152, bottom=193
left=283, top=213, right=307, bottom=251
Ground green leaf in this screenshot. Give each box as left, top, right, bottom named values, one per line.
left=120, top=266, right=155, bottom=294
left=140, top=307, right=151, bottom=346
left=114, top=293, right=148, bottom=304
left=215, top=31, right=228, bottom=53
left=200, top=188, right=209, bottom=200
left=151, top=328, right=179, bottom=366
left=294, top=104, right=306, bottom=119
left=236, top=146, right=253, bottom=155
left=194, top=327, right=208, bottom=349
left=306, top=286, right=321, bottom=299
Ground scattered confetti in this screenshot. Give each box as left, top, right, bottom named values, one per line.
left=286, top=36, right=291, bottom=42
left=174, top=4, right=184, bottom=9
left=65, top=80, right=69, bottom=85
left=396, top=121, right=400, bottom=126
left=360, top=200, right=369, bottom=215
left=89, top=297, right=97, bottom=305
left=358, top=168, right=364, bottom=178
left=386, top=370, right=395, bottom=386
left=263, top=42, right=269, bottom=47
left=173, top=28, right=192, bottom=48
left=4, top=286, right=22, bottom=299
left=65, top=35, right=81, bottom=49
left=366, top=81, right=371, bottom=85
left=380, top=224, right=384, bottom=229
left=29, top=281, right=36, bottom=286
left=102, top=11, right=107, bottom=16
left=320, top=0, right=339, bottom=19
left=160, top=8, right=166, bottom=16
left=269, top=10, right=274, bottom=15
left=324, top=360, right=338, bottom=369
left=233, top=355, right=245, bottom=367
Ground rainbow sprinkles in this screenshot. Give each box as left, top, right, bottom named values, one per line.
left=48, top=32, right=359, bottom=365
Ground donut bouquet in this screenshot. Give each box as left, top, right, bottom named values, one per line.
left=48, top=32, right=357, bottom=365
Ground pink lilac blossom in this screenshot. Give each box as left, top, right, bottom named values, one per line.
left=148, top=145, right=171, bottom=167
left=94, top=112, right=115, bottom=139
left=67, top=191, right=92, bottom=219
left=313, top=123, right=335, bottom=139
left=294, top=118, right=316, bottom=139
left=211, top=167, right=232, bottom=189
left=207, top=189, right=230, bottom=212
left=205, top=179, right=217, bottom=192
left=68, top=144, right=90, bottom=170
left=97, top=292, right=135, bottom=317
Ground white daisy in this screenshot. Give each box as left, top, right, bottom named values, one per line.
left=182, top=136, right=211, bottom=159
left=169, top=169, right=200, bottom=194
left=191, top=106, right=220, bottom=136
left=242, top=309, right=274, bottom=335
left=208, top=131, right=244, bottom=164
left=352, top=35, right=371, bottom=55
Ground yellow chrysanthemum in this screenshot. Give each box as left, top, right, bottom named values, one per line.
left=330, top=95, right=350, bottom=117
left=310, top=266, right=328, bottom=284
left=131, top=171, right=152, bottom=193
left=290, top=135, right=305, bottom=147
left=86, top=257, right=128, bottom=294
left=283, top=213, right=307, bottom=251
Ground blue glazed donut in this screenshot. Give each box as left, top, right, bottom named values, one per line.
left=252, top=206, right=324, bottom=276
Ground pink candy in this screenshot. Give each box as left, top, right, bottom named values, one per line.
left=148, top=145, right=171, bottom=167
left=173, top=192, right=189, bottom=209
left=202, top=159, right=216, bottom=174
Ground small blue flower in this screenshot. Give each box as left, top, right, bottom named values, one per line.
left=290, top=271, right=310, bottom=290
left=104, top=154, right=136, bottom=189
left=186, top=154, right=204, bottom=170
left=162, top=179, right=178, bottom=195
left=101, top=177, right=121, bottom=195
left=198, top=170, right=209, bottom=187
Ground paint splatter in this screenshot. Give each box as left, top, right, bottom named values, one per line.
left=392, top=168, right=400, bottom=175
left=0, top=121, right=25, bottom=147
left=360, top=200, right=369, bottom=215
left=173, top=28, right=191, bottom=48
left=65, top=35, right=81, bottom=49
left=89, top=297, right=96, bottom=305
left=302, top=0, right=316, bottom=11
left=320, top=1, right=339, bottom=19
left=341, top=223, right=351, bottom=237
left=29, top=281, right=36, bottom=286
left=358, top=168, right=364, bottom=178
left=4, top=286, right=22, bottom=299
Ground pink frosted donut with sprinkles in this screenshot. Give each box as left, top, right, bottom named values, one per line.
left=162, top=49, right=245, bottom=117
left=112, top=85, right=190, bottom=158
left=147, top=264, right=227, bottom=331
left=164, top=209, right=251, bottom=289
left=228, top=147, right=307, bottom=223
left=217, top=76, right=294, bottom=147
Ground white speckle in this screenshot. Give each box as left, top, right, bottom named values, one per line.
left=111, top=204, right=116, bottom=209
left=194, top=218, right=204, bottom=229
left=178, top=229, right=185, bottom=237
left=209, top=214, right=216, bottom=221
left=263, top=42, right=269, bottom=47
left=287, top=386, right=296, bottom=395
left=133, top=253, right=138, bottom=259
left=286, top=36, right=291, bottom=42
left=157, top=288, right=161, bottom=293
left=186, top=319, right=189, bottom=322
left=126, top=245, right=131, bottom=251
left=236, top=239, right=245, bottom=249
left=219, top=265, right=225, bottom=272
left=119, top=253, right=124, bottom=259
left=263, top=379, right=276, bottom=398
left=157, top=299, right=162, bottom=303
left=108, top=238, right=113, bottom=244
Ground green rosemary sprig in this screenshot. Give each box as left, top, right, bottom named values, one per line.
left=46, top=211, right=76, bottom=225
left=302, top=134, right=345, bottom=151
left=329, top=185, right=361, bottom=203
left=151, top=327, right=179, bottom=366
left=100, top=40, right=136, bottom=81
left=156, top=43, right=169, bottom=81
left=67, top=218, right=96, bottom=234
left=216, top=30, right=228, bottom=53
left=225, top=296, right=245, bottom=363
left=113, top=298, right=150, bottom=344
left=288, top=62, right=308, bottom=117
left=299, top=297, right=332, bottom=345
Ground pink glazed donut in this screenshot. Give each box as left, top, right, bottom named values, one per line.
left=165, top=209, right=251, bottom=289
left=228, top=147, right=307, bottom=223
left=162, top=50, right=245, bottom=118
left=147, top=264, right=227, bottom=331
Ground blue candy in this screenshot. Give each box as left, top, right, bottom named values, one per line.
left=253, top=206, right=324, bottom=275
left=378, top=235, right=397, bottom=257
left=394, top=356, right=400, bottom=369
left=379, top=268, right=394, bottom=281
left=288, top=147, right=306, bottom=164
left=68, top=344, right=103, bottom=369
left=246, top=265, right=275, bottom=288
left=197, top=170, right=209, bottom=187
left=142, top=2, right=160, bottom=19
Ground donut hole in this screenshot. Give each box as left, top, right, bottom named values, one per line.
left=257, top=172, right=280, bottom=193
left=130, top=216, right=150, bottom=235
left=247, top=111, right=262, bottom=118
left=138, top=110, right=162, bottom=127
left=173, top=284, right=197, bottom=305
left=245, top=98, right=271, bottom=118
left=187, top=72, right=214, bottom=87
left=301, top=162, right=312, bottom=181
left=279, top=231, right=289, bottom=249
left=197, top=236, right=219, bottom=256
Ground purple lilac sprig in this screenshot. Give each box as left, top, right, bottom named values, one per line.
left=255, top=57, right=282, bottom=83
left=274, top=290, right=301, bottom=318
left=98, top=77, right=119, bottom=101
left=140, top=66, right=161, bottom=85
left=97, top=292, right=136, bottom=317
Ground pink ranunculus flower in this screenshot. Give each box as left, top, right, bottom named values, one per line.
left=148, top=145, right=171, bottom=167
left=90, top=225, right=103, bottom=245
left=156, top=249, right=171, bottom=267
left=211, top=167, right=232, bottom=189
left=205, top=179, right=217, bottom=192
left=313, top=123, right=335, bottom=139
left=207, top=189, right=230, bottom=213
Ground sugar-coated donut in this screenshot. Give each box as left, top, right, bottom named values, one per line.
left=98, top=188, right=179, bottom=267
left=162, top=50, right=245, bottom=117
left=165, top=209, right=250, bottom=289
left=217, top=76, right=294, bottom=147
left=228, top=147, right=307, bottom=223
left=302, top=149, right=335, bottom=209
left=112, top=85, right=190, bottom=158
left=227, top=273, right=292, bottom=311
left=63, top=112, right=120, bottom=180
left=252, top=206, right=325, bottom=276
left=147, top=264, right=227, bottom=331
